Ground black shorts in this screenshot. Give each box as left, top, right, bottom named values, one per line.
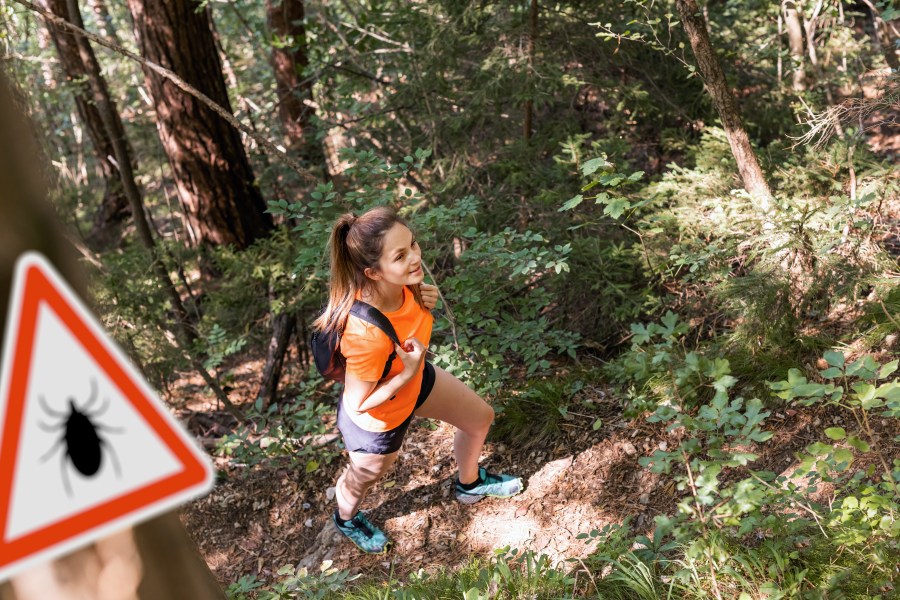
left=336, top=361, right=436, bottom=455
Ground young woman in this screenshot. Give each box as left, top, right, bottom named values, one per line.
left=313, top=206, right=522, bottom=554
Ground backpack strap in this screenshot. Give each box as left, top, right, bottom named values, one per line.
left=348, top=300, right=402, bottom=380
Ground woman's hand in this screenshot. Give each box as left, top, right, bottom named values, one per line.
left=395, top=336, right=426, bottom=376
left=420, top=283, right=439, bottom=310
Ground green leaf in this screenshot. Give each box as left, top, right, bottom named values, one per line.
left=833, top=448, right=854, bottom=466
left=305, top=460, right=319, bottom=473
left=824, top=350, right=845, bottom=368
left=787, top=368, right=807, bottom=385
left=604, top=197, right=631, bottom=219
left=862, top=395, right=884, bottom=410
left=819, top=367, right=843, bottom=379
left=592, top=418, right=603, bottom=431
left=878, top=360, right=898, bottom=379
left=847, top=436, right=870, bottom=452
left=626, top=170, right=645, bottom=182
left=793, top=383, right=826, bottom=397
left=825, top=427, right=846, bottom=440
left=559, top=194, right=584, bottom=211
left=876, top=382, right=900, bottom=401
left=581, top=157, right=611, bottom=176
left=807, top=442, right=833, bottom=456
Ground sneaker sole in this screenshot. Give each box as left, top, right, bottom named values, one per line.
left=454, top=488, right=523, bottom=504
left=347, top=538, right=392, bottom=554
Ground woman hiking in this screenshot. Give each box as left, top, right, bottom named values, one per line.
left=312, top=206, right=522, bottom=554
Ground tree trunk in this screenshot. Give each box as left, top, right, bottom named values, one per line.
left=782, top=1, right=806, bottom=91
left=125, top=0, right=273, bottom=250
left=0, top=64, right=225, bottom=600
left=675, top=0, right=771, bottom=200
left=266, top=0, right=313, bottom=145
left=802, top=0, right=824, bottom=69
left=257, top=312, right=295, bottom=408
left=860, top=0, right=900, bottom=71
left=39, top=0, right=131, bottom=248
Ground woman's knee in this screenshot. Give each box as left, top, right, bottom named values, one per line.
left=346, top=451, right=397, bottom=483
left=483, top=403, right=495, bottom=427
left=462, top=400, right=494, bottom=435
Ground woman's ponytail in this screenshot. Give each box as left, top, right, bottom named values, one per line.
left=313, top=213, right=359, bottom=333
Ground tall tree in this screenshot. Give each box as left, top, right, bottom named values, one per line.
left=266, top=0, right=314, bottom=146
left=125, top=0, right=273, bottom=250
left=674, top=0, right=771, bottom=200
left=782, top=1, right=806, bottom=91
left=39, top=0, right=132, bottom=247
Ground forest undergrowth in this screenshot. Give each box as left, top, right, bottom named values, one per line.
left=5, top=0, right=900, bottom=597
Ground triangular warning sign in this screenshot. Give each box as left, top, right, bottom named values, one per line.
left=0, top=252, right=213, bottom=581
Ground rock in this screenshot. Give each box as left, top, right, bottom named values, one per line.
left=305, top=519, right=313, bottom=527
left=297, top=522, right=342, bottom=570
left=639, top=494, right=650, bottom=504
left=885, top=334, right=898, bottom=348
left=622, top=442, right=637, bottom=456
left=326, top=487, right=336, bottom=501
left=658, top=441, right=668, bottom=451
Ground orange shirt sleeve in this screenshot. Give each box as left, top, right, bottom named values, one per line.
left=340, top=319, right=394, bottom=382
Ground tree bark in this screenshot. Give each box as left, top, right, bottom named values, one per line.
left=257, top=311, right=295, bottom=407
left=675, top=0, right=771, bottom=200
left=266, top=0, right=313, bottom=145
left=125, top=0, right=273, bottom=250
left=39, top=0, right=131, bottom=248
left=782, top=1, right=806, bottom=91
left=0, top=64, right=224, bottom=600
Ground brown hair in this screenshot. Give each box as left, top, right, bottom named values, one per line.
left=313, top=206, right=424, bottom=333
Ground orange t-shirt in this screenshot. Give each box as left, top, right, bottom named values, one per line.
left=340, top=286, right=433, bottom=432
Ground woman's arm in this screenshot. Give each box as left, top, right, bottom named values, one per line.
left=344, top=337, right=426, bottom=414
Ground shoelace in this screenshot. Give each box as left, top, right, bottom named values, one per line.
left=482, top=471, right=503, bottom=485
left=351, top=515, right=374, bottom=538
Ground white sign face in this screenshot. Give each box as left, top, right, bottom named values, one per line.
left=0, top=252, right=214, bottom=582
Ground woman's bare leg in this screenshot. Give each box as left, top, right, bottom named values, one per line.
left=413, top=365, right=494, bottom=484
left=334, top=450, right=399, bottom=520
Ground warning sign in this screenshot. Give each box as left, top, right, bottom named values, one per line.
left=0, top=252, right=213, bottom=581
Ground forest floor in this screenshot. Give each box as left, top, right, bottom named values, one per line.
left=168, top=349, right=900, bottom=589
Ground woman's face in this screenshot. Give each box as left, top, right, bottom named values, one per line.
left=367, top=222, right=424, bottom=287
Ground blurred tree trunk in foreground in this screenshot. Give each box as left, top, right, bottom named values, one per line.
left=675, top=0, right=771, bottom=201
left=125, top=0, right=273, bottom=251
left=39, top=0, right=132, bottom=248
left=0, top=66, right=224, bottom=600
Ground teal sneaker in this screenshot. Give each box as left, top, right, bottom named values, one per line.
left=332, top=511, right=392, bottom=554
left=454, top=467, right=523, bottom=504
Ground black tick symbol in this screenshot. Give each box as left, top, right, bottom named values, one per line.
left=38, top=378, right=124, bottom=496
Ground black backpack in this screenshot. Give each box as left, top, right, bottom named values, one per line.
left=310, top=300, right=401, bottom=382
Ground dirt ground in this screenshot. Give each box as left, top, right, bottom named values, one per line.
left=178, top=382, right=631, bottom=585
left=171, top=349, right=900, bottom=591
